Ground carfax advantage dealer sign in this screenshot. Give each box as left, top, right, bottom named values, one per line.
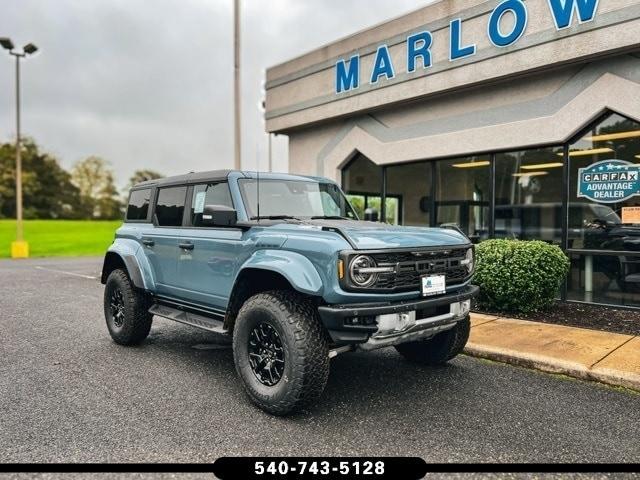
left=577, top=160, right=640, bottom=203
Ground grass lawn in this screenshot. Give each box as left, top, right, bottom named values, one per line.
left=0, top=220, right=122, bottom=258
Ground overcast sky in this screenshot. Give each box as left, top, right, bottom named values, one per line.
left=0, top=0, right=431, bottom=188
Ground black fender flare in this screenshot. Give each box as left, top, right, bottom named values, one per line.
left=102, top=252, right=146, bottom=290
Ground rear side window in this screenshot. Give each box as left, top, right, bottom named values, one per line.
left=190, top=183, right=233, bottom=227
left=126, top=189, right=151, bottom=221
left=155, top=186, right=187, bottom=227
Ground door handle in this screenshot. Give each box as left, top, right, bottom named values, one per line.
left=178, top=242, right=194, bottom=251
left=142, top=239, right=154, bottom=247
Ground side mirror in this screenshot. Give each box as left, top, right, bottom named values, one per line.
left=202, top=205, right=237, bottom=227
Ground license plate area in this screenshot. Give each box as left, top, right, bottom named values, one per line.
left=421, top=274, right=446, bottom=296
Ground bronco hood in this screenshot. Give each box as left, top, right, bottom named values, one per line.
left=306, top=219, right=470, bottom=250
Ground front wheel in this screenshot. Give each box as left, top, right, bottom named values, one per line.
left=104, top=269, right=153, bottom=345
left=232, top=291, right=329, bottom=416
left=394, top=315, right=470, bottom=365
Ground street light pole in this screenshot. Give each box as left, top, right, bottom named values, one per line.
left=233, top=0, right=242, bottom=170
left=1, top=38, right=38, bottom=258
left=15, top=53, right=23, bottom=243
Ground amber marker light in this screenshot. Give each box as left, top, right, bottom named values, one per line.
left=338, top=259, right=345, bottom=279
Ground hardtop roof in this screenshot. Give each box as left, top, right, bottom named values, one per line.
left=132, top=170, right=233, bottom=189
left=130, top=170, right=335, bottom=190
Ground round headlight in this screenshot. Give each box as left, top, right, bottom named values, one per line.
left=349, top=255, right=378, bottom=287
left=462, top=247, right=474, bottom=274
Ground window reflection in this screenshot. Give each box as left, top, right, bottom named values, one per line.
left=495, top=146, right=564, bottom=245
left=435, top=156, right=490, bottom=242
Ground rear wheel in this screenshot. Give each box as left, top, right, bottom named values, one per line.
left=394, top=315, right=470, bottom=365
left=104, top=269, right=153, bottom=345
left=233, top=291, right=329, bottom=416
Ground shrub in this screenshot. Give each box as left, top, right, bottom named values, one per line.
left=473, top=239, right=570, bottom=313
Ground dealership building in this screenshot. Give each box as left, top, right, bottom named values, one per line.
left=264, top=0, right=640, bottom=308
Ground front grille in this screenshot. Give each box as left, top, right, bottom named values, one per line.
left=370, top=247, right=469, bottom=291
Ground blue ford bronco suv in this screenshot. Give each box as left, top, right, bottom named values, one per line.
left=101, top=170, right=478, bottom=415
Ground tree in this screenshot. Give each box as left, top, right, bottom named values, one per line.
left=71, top=156, right=122, bottom=219
left=127, top=169, right=163, bottom=189
left=0, top=138, right=82, bottom=219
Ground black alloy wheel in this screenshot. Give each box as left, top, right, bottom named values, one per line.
left=103, top=269, right=153, bottom=346
left=109, top=288, right=126, bottom=328
left=232, top=290, right=330, bottom=415
left=248, top=322, right=285, bottom=386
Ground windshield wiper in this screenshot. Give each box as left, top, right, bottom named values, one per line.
left=310, top=215, right=351, bottom=220
left=250, top=215, right=302, bottom=221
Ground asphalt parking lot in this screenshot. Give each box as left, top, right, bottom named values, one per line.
left=1, top=257, right=639, bottom=464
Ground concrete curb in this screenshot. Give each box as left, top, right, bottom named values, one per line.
left=464, top=343, right=592, bottom=381
left=589, top=366, right=640, bottom=392
left=465, top=315, right=640, bottom=393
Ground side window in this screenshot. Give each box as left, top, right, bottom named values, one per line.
left=190, top=183, right=233, bottom=227
left=155, top=186, right=187, bottom=227
left=126, top=188, right=151, bottom=221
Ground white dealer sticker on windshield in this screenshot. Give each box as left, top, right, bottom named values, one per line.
left=422, top=275, right=446, bottom=296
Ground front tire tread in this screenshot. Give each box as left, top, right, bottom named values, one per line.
left=233, top=290, right=329, bottom=415
left=104, top=269, right=152, bottom=346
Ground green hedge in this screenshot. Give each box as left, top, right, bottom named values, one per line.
left=473, top=239, right=570, bottom=313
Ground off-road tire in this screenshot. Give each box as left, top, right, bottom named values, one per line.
left=104, top=269, right=153, bottom=346
left=394, top=315, right=470, bottom=365
left=233, top=291, right=330, bottom=416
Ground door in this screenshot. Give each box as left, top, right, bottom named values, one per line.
left=175, top=182, right=243, bottom=310
left=144, top=185, right=188, bottom=298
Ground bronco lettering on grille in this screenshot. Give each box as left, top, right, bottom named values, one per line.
left=370, top=248, right=469, bottom=291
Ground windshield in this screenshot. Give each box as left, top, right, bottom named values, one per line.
left=238, top=179, right=358, bottom=220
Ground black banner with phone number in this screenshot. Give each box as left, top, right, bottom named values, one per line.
left=211, top=458, right=640, bottom=478
left=213, top=457, right=425, bottom=479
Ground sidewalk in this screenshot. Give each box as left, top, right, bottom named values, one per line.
left=466, top=313, right=640, bottom=392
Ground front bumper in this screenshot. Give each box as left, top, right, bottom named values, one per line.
left=318, top=284, right=479, bottom=345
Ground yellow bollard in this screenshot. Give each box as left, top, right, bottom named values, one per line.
left=11, top=240, right=29, bottom=258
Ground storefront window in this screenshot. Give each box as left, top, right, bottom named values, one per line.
left=434, top=156, right=490, bottom=242
left=495, top=146, right=564, bottom=245
left=567, top=112, right=640, bottom=307
left=566, top=252, right=640, bottom=307
left=386, top=162, right=431, bottom=226
left=363, top=196, right=399, bottom=224
left=568, top=113, right=640, bottom=251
